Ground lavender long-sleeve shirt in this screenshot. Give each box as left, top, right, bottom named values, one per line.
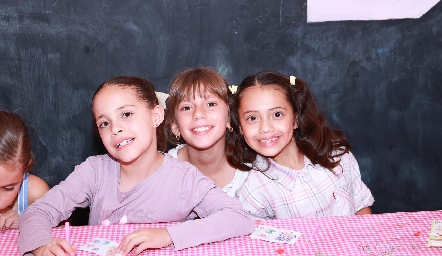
left=18, top=153, right=254, bottom=255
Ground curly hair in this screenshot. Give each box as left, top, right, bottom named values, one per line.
left=228, top=71, right=350, bottom=173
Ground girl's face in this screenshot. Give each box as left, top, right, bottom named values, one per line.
left=93, top=85, right=164, bottom=164
left=237, top=85, right=297, bottom=159
left=171, top=92, right=230, bottom=150
left=0, top=163, right=23, bottom=211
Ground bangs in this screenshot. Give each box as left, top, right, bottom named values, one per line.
left=170, top=70, right=229, bottom=104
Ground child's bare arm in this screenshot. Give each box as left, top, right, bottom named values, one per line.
left=356, top=207, right=372, bottom=215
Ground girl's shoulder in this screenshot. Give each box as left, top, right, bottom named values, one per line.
left=70, top=154, right=120, bottom=181
left=333, top=151, right=356, bottom=165
left=81, top=154, right=118, bottom=169
left=167, top=144, right=186, bottom=158
left=162, top=153, right=198, bottom=173
left=161, top=153, right=217, bottom=187
left=331, top=151, right=359, bottom=174
left=27, top=173, right=50, bottom=205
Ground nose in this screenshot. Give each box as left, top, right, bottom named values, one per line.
left=111, top=122, right=123, bottom=136
left=192, top=105, right=207, bottom=120
left=259, top=118, right=273, bottom=134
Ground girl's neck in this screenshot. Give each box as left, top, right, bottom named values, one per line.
left=273, top=139, right=305, bottom=170
left=119, top=150, right=164, bottom=192
left=179, top=143, right=236, bottom=188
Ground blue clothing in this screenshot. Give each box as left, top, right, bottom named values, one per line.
left=17, top=172, right=29, bottom=215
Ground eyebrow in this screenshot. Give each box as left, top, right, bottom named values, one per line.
left=95, top=104, right=136, bottom=121
left=242, top=106, right=286, bottom=115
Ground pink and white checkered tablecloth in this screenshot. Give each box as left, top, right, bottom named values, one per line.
left=2, top=210, right=442, bottom=255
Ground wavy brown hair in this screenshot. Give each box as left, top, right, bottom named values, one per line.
left=0, top=111, right=35, bottom=173
left=92, top=76, right=167, bottom=152
left=164, top=67, right=243, bottom=169
left=228, top=71, right=351, bottom=173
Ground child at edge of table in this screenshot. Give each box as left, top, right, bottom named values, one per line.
left=18, top=76, right=255, bottom=256
left=229, top=71, right=375, bottom=219
left=165, top=67, right=249, bottom=198
left=0, top=110, right=50, bottom=230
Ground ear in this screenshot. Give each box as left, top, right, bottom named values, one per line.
left=170, top=120, right=181, bottom=137
left=239, top=126, right=243, bottom=135
left=152, top=105, right=165, bottom=128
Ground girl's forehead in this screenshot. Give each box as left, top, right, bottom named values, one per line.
left=241, top=85, right=284, bottom=98
left=239, top=86, right=290, bottom=109
left=179, top=89, right=221, bottom=102
left=0, top=162, right=24, bottom=178
left=92, top=86, right=142, bottom=115
left=95, top=86, right=138, bottom=103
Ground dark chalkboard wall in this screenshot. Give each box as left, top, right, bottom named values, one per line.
left=1, top=0, right=441, bottom=220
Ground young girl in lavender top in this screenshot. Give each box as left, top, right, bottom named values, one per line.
left=230, top=71, right=374, bottom=219
left=18, top=76, right=254, bottom=256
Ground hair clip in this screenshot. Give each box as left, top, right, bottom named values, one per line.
left=155, top=91, right=169, bottom=109
left=229, top=85, right=238, bottom=94
left=290, top=76, right=296, bottom=85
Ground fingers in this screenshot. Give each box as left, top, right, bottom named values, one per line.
left=117, top=229, right=141, bottom=255
left=118, top=228, right=152, bottom=255
left=122, top=235, right=149, bottom=255
left=133, top=243, right=149, bottom=255
left=117, top=228, right=172, bottom=255
left=0, top=209, right=19, bottom=230
left=38, top=238, right=76, bottom=256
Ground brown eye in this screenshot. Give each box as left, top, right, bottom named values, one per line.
left=99, top=121, right=110, bottom=128
left=274, top=111, right=283, bottom=118
left=122, top=112, right=133, bottom=118
left=246, top=116, right=257, bottom=122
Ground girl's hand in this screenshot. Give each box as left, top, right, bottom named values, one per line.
left=117, top=227, right=173, bottom=255
left=32, top=238, right=76, bottom=256
left=0, top=207, right=19, bottom=230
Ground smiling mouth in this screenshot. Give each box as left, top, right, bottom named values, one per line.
left=193, top=126, right=211, bottom=133
left=117, top=139, right=134, bottom=148
left=259, top=137, right=278, bottom=144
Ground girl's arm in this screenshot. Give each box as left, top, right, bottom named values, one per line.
left=18, top=158, right=97, bottom=256
left=165, top=167, right=255, bottom=250
left=117, top=228, right=172, bottom=255
left=117, top=164, right=255, bottom=254
left=356, top=207, right=372, bottom=215
left=27, top=174, right=50, bottom=205
left=346, top=152, right=375, bottom=214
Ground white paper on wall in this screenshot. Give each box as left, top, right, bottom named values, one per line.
left=307, top=0, right=440, bottom=22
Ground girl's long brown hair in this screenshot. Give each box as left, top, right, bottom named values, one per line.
left=228, top=71, right=350, bottom=173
